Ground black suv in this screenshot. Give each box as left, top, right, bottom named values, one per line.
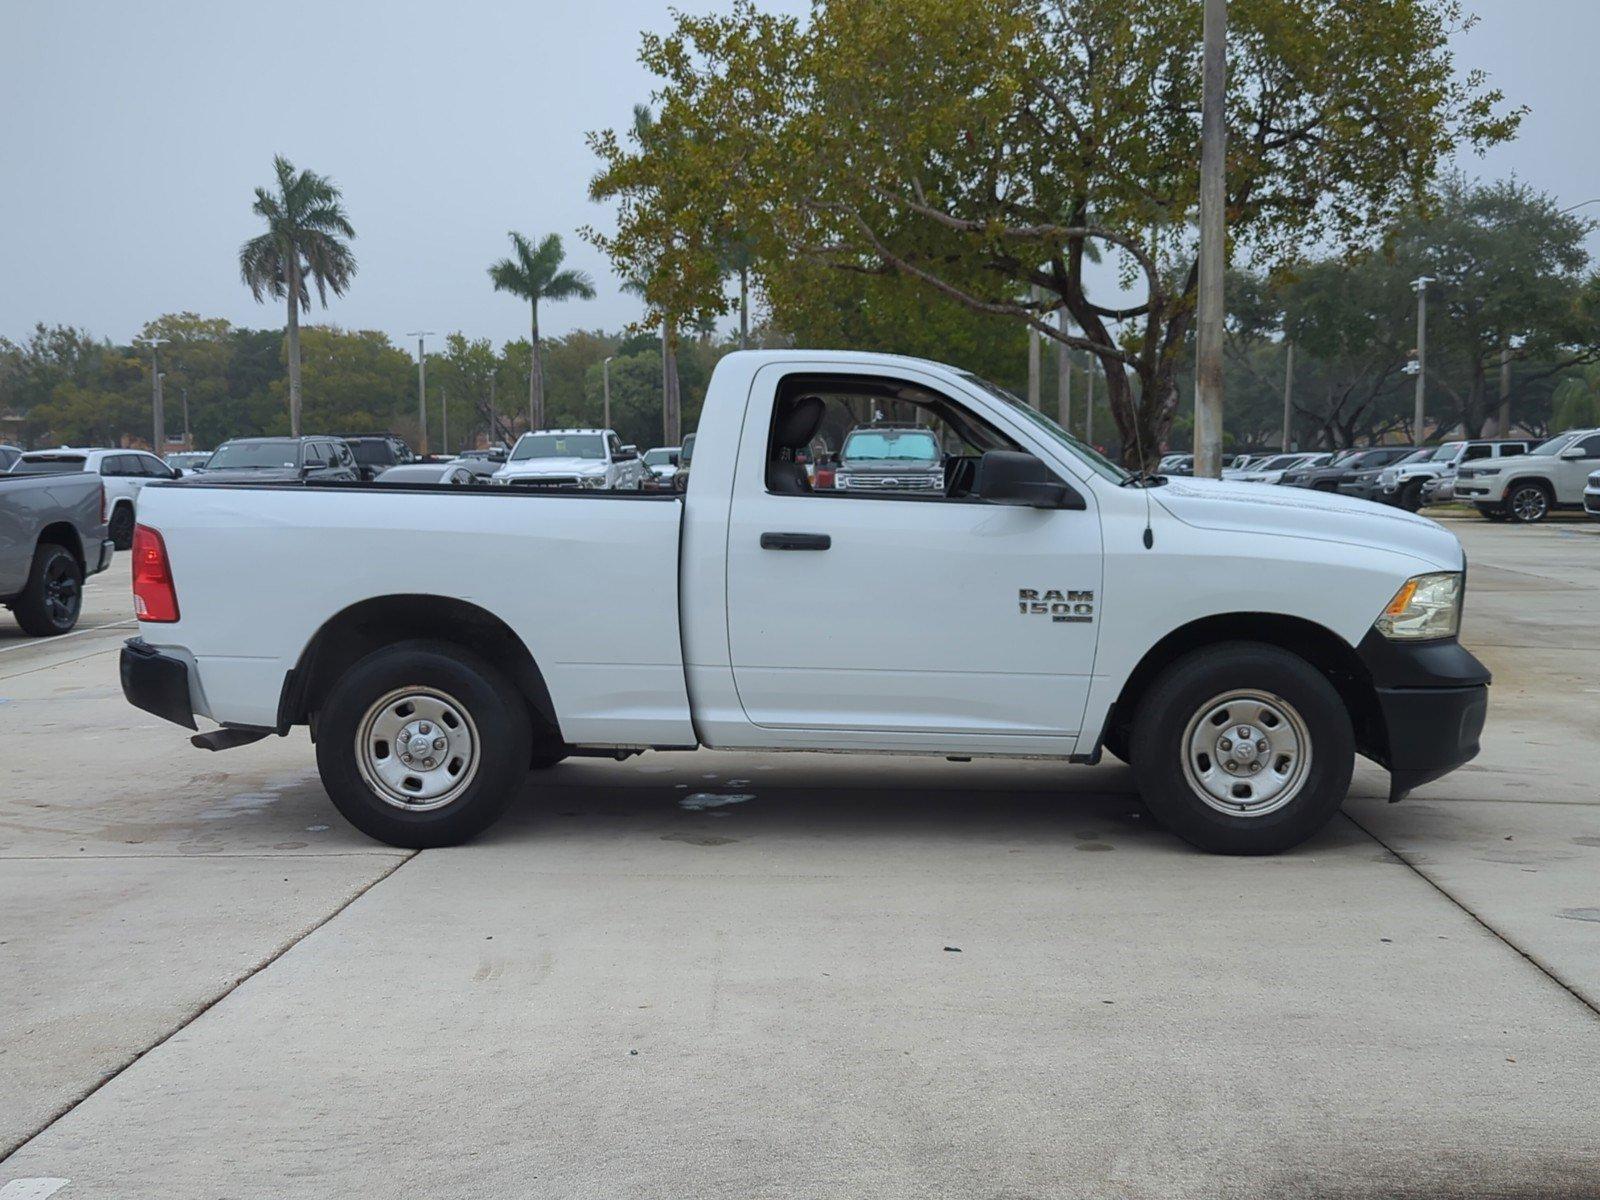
left=831, top=423, right=945, bottom=494
left=337, top=434, right=416, bottom=481
left=1279, top=446, right=1417, bottom=492
left=186, top=437, right=360, bottom=484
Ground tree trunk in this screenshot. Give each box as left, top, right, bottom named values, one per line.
left=739, top=267, right=750, bottom=350
left=286, top=259, right=302, bottom=438
left=529, top=303, right=545, bottom=431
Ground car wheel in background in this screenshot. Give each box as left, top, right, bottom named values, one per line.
left=108, top=503, right=136, bottom=550
left=13, top=543, right=84, bottom=636
left=1398, top=480, right=1425, bottom=512
left=1475, top=504, right=1508, bottom=521
left=1506, top=482, right=1552, bottom=524
left=1129, top=642, right=1354, bottom=854
left=314, top=639, right=532, bottom=848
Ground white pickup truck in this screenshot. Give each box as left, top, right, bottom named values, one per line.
left=120, top=351, right=1489, bottom=854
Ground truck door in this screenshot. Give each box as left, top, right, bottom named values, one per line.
left=722, top=363, right=1103, bottom=749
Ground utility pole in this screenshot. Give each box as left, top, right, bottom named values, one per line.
left=180, top=386, right=191, bottom=448
left=1193, top=0, right=1228, bottom=478
left=603, top=355, right=615, bottom=430
left=441, top=387, right=449, bottom=455
left=1281, top=342, right=1295, bottom=452
left=1027, top=287, right=1042, bottom=409
left=1410, top=278, right=1434, bottom=443
left=488, top=375, right=497, bottom=447
left=1056, top=307, right=1072, bottom=430
left=1498, top=344, right=1513, bottom=437
left=407, top=331, right=434, bottom=456
left=136, top=337, right=169, bottom=452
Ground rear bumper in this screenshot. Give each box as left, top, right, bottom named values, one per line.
left=1357, top=632, right=1490, bottom=801
left=120, top=637, right=197, bottom=730
left=89, top=538, right=115, bottom=576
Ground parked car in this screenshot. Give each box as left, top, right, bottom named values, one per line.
left=1454, top=428, right=1600, bottom=523
left=121, top=348, right=1486, bottom=857
left=1584, top=470, right=1600, bottom=522
left=375, top=463, right=479, bottom=486
left=1226, top=452, right=1331, bottom=484
left=491, top=429, right=648, bottom=490
left=1281, top=447, right=1416, bottom=493
left=643, top=446, right=682, bottom=488
left=185, top=437, right=360, bottom=485
left=1373, top=439, right=1531, bottom=511
left=833, top=423, right=945, bottom=493
left=456, top=447, right=508, bottom=466
left=12, top=447, right=179, bottom=549
left=1336, top=449, right=1431, bottom=503
left=1, top=469, right=114, bottom=635
left=1159, top=454, right=1195, bottom=476
left=445, top=455, right=503, bottom=480
left=336, top=434, right=416, bottom=481
left=673, top=432, right=696, bottom=493
left=163, top=451, right=212, bottom=476
left=0, top=445, right=22, bottom=472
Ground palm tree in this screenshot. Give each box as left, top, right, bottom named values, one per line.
left=488, top=232, right=595, bottom=431
left=238, top=155, right=356, bottom=436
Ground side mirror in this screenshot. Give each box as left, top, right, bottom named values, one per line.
left=1560, top=445, right=1587, bottom=460
left=974, top=450, right=1085, bottom=510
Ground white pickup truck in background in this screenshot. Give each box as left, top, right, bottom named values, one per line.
left=120, top=351, right=1489, bottom=854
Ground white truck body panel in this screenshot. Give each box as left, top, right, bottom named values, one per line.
left=135, top=349, right=1465, bottom=763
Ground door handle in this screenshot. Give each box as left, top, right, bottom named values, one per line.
left=760, top=532, right=831, bottom=551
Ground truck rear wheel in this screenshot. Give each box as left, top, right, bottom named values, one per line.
left=12, top=543, right=84, bottom=636
left=1129, top=642, right=1353, bottom=854
left=314, top=639, right=532, bottom=848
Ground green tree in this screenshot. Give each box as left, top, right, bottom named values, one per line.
left=238, top=155, right=357, bottom=438
left=1552, top=364, right=1600, bottom=431
left=488, top=231, right=596, bottom=431
left=588, top=0, right=1518, bottom=464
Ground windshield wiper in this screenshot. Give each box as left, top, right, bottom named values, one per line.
left=1120, top=472, right=1168, bottom=488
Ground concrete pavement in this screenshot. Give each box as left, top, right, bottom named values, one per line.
left=3, top=518, right=1598, bottom=1197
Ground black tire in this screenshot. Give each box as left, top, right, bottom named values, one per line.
left=108, top=503, right=135, bottom=550
left=1397, top=479, right=1425, bottom=512
left=1476, top=504, right=1508, bottom=522
left=314, top=639, right=532, bottom=848
left=12, top=543, right=84, bottom=636
left=1505, top=481, right=1552, bottom=524
left=1129, top=642, right=1354, bottom=854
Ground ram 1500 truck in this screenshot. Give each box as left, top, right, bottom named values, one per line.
left=2, top=471, right=115, bottom=635
left=119, top=351, right=1489, bottom=854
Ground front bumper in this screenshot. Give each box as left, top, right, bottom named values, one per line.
left=120, top=637, right=197, bottom=730
left=1357, top=631, right=1490, bottom=801
left=1583, top=488, right=1600, bottom=520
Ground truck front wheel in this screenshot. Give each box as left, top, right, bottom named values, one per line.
left=315, top=640, right=532, bottom=848
left=1129, top=643, right=1354, bottom=854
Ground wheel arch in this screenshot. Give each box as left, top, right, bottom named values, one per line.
left=278, top=594, right=562, bottom=748
left=1503, top=475, right=1554, bottom=498
left=35, top=521, right=86, bottom=570
left=1098, top=612, right=1386, bottom=765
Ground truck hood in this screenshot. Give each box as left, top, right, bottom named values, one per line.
left=1459, top=453, right=1544, bottom=475
left=496, top=458, right=606, bottom=477
left=1152, top=475, right=1463, bottom=570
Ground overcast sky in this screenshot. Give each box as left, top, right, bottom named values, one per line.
left=2, top=0, right=1596, bottom=351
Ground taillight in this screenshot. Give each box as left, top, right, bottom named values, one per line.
left=132, top=524, right=179, bottom=622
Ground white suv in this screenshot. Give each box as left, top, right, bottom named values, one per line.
left=1375, top=439, right=1531, bottom=511
left=491, top=429, right=648, bottom=490
left=1454, top=429, right=1600, bottom=523
left=12, top=447, right=179, bottom=548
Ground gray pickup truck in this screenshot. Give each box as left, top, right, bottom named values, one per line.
left=1, top=472, right=115, bottom=636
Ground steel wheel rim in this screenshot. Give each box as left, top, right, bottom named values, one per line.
left=44, top=558, right=80, bottom=625
left=1511, top=487, right=1547, bottom=522
left=354, top=687, right=480, bottom=812
left=1181, top=689, right=1313, bottom=818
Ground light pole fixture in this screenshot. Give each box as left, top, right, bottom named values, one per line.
left=1410, top=276, right=1435, bottom=443
left=407, top=331, right=434, bottom=455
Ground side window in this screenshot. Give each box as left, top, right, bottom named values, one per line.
left=763, top=374, right=1024, bottom=502
left=102, top=454, right=134, bottom=477
left=1498, top=443, right=1528, bottom=456
left=606, top=434, right=623, bottom=460
left=1462, top=444, right=1492, bottom=462
left=334, top=444, right=354, bottom=468
left=303, top=442, right=327, bottom=467
left=1575, top=435, right=1600, bottom=459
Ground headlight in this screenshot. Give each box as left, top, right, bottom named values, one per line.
left=1471, top=467, right=1502, bottom=477
left=1374, top=572, right=1462, bottom=641
left=580, top=473, right=608, bottom=488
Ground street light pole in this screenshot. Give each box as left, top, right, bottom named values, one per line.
left=1280, top=341, right=1295, bottom=453
left=407, top=331, right=434, bottom=455
left=1411, top=277, right=1434, bottom=443
left=1056, top=307, right=1072, bottom=430
left=1194, top=0, right=1228, bottom=478
left=135, top=337, right=169, bottom=452
left=602, top=355, right=614, bottom=430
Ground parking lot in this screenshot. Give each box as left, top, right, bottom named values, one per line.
left=3, top=513, right=1599, bottom=1198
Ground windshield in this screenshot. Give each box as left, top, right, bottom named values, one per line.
left=1259, top=455, right=1301, bottom=470
left=1530, top=432, right=1580, bottom=456
left=1420, top=442, right=1463, bottom=463
left=959, top=372, right=1130, bottom=482
left=1327, top=450, right=1361, bottom=466
left=207, top=442, right=298, bottom=469
left=511, top=433, right=604, bottom=461
left=12, top=456, right=87, bottom=475
left=348, top=442, right=393, bottom=465
left=842, top=429, right=940, bottom=462
left=644, top=448, right=676, bottom=466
